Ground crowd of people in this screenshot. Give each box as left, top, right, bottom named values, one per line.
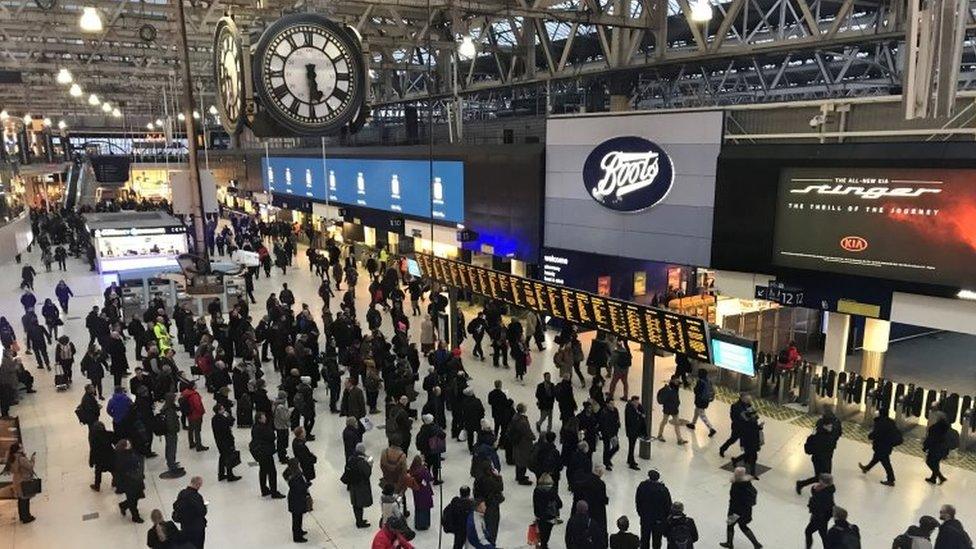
left=0, top=205, right=972, bottom=549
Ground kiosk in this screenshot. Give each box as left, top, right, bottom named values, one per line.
left=85, top=211, right=188, bottom=273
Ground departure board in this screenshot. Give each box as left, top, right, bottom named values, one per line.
left=416, top=254, right=711, bottom=362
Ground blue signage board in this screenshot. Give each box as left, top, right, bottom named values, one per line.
left=263, top=156, right=464, bottom=224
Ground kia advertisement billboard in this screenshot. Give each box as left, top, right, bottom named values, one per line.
left=773, top=167, right=976, bottom=288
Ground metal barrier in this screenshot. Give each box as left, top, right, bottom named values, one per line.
left=835, top=372, right=864, bottom=422
left=808, top=366, right=838, bottom=415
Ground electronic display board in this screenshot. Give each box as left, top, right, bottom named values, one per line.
left=773, top=167, right=976, bottom=289
left=415, top=254, right=711, bottom=361
left=262, top=156, right=464, bottom=223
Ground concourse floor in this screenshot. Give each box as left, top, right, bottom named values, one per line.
left=0, top=243, right=973, bottom=549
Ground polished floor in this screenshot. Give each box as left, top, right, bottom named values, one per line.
left=0, top=242, right=973, bottom=549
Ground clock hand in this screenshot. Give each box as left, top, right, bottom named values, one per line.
left=305, top=64, right=323, bottom=102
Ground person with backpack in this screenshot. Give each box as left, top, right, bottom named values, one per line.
left=180, top=382, right=208, bottom=452
left=923, top=412, right=957, bottom=485
left=796, top=419, right=839, bottom=494
left=935, top=504, right=973, bottom=549
left=893, top=515, right=940, bottom=549
left=663, top=501, right=698, bottom=549
left=605, top=339, right=633, bottom=401
left=824, top=506, right=860, bottom=549
left=859, top=412, right=903, bottom=486
left=655, top=376, right=688, bottom=445
left=804, top=474, right=836, bottom=549
left=443, top=485, right=475, bottom=549
left=720, top=467, right=762, bottom=549
left=686, top=368, right=717, bottom=438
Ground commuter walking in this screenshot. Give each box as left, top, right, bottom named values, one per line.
left=720, top=467, right=762, bottom=549
left=796, top=422, right=837, bottom=494
left=686, top=369, right=717, bottom=437
left=720, top=394, right=752, bottom=458
left=605, top=339, right=632, bottom=401
left=923, top=412, right=956, bottom=485
left=803, top=474, right=835, bottom=549
left=859, top=412, right=902, bottom=486
left=824, top=506, right=860, bottom=548
left=533, top=473, right=563, bottom=548
left=655, top=376, right=687, bottom=445
left=172, top=476, right=208, bottom=549
left=635, top=470, right=672, bottom=549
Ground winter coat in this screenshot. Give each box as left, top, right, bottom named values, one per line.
left=508, top=414, right=536, bottom=468
left=344, top=453, right=374, bottom=509
left=380, top=446, right=409, bottom=494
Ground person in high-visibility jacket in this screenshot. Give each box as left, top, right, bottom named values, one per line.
left=154, top=317, right=172, bottom=354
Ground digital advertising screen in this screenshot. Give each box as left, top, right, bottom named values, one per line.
left=710, top=331, right=757, bottom=376
left=773, top=167, right=976, bottom=289
left=262, top=156, right=464, bottom=223
left=415, top=253, right=712, bottom=361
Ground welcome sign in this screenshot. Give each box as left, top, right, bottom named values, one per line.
left=582, top=136, right=675, bottom=213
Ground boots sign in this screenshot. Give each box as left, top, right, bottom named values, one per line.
left=582, top=136, right=675, bottom=213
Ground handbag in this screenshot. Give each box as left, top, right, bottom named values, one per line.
left=21, top=477, right=42, bottom=498
left=360, top=417, right=374, bottom=431
left=305, top=494, right=314, bottom=512
left=228, top=449, right=242, bottom=468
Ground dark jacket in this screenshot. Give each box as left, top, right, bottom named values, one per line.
left=868, top=415, right=902, bottom=455
left=657, top=384, right=680, bottom=416
left=173, top=486, right=208, bottom=534
left=935, top=519, right=973, bottom=549
left=287, top=472, right=310, bottom=514
left=664, top=512, right=699, bottom=548
left=249, top=422, right=276, bottom=460
left=146, top=520, right=183, bottom=548
left=625, top=402, right=647, bottom=439
left=635, top=479, right=672, bottom=523
left=728, top=480, right=757, bottom=523
left=343, top=453, right=373, bottom=509
left=212, top=412, right=235, bottom=453
left=566, top=512, right=596, bottom=549
left=807, top=484, right=836, bottom=519
left=532, top=485, right=562, bottom=521
left=824, top=520, right=860, bottom=549
left=535, top=381, right=555, bottom=411
left=293, top=438, right=318, bottom=480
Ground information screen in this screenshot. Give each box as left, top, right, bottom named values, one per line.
left=415, top=254, right=711, bottom=361
left=710, top=332, right=756, bottom=376
left=773, top=167, right=976, bottom=288
left=262, top=156, right=464, bottom=223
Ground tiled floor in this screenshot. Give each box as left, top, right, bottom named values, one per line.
left=0, top=242, right=973, bottom=548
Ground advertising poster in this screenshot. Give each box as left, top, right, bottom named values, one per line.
left=633, top=271, right=647, bottom=296
left=597, top=276, right=612, bottom=296
left=262, top=156, right=464, bottom=223
left=773, top=167, right=976, bottom=289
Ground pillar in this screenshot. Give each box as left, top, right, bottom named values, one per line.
left=861, top=318, right=891, bottom=379
left=638, top=345, right=655, bottom=460
left=822, top=312, right=850, bottom=371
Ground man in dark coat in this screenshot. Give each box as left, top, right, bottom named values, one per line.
left=624, top=396, right=647, bottom=470
left=555, top=375, right=578, bottom=422
left=577, top=465, right=610, bottom=549
left=508, top=404, right=536, bottom=485
left=212, top=404, right=240, bottom=482
left=635, top=469, right=672, bottom=549
left=459, top=387, right=485, bottom=452
left=859, top=412, right=902, bottom=486
left=173, top=476, right=208, bottom=548
left=720, top=393, right=751, bottom=458
left=535, top=372, right=556, bottom=433
left=936, top=504, right=973, bottom=549
left=342, top=416, right=366, bottom=462
left=342, top=443, right=373, bottom=528
left=796, top=420, right=839, bottom=494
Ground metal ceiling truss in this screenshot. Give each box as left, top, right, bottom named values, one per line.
left=1, top=0, right=976, bottom=128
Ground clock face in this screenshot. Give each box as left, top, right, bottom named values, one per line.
left=212, top=17, right=245, bottom=134
left=253, top=14, right=365, bottom=136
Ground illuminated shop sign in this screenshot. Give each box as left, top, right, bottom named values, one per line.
left=93, top=226, right=186, bottom=237
left=582, top=136, right=675, bottom=213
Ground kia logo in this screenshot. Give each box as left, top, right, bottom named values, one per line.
left=582, top=136, right=675, bottom=213
left=840, top=236, right=868, bottom=252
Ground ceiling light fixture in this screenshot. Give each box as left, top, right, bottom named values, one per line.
left=177, top=112, right=185, bottom=121
left=88, top=93, right=100, bottom=106
left=690, top=0, right=713, bottom=22
left=457, top=35, right=476, bottom=60
left=102, top=102, right=112, bottom=113
left=58, top=120, right=67, bottom=130
left=0, top=110, right=8, bottom=122
left=79, top=7, right=104, bottom=33
left=192, top=111, right=200, bottom=120
left=56, top=68, right=73, bottom=85
left=43, top=117, right=52, bottom=127
left=69, top=83, right=83, bottom=97
left=146, top=122, right=154, bottom=130
left=155, top=118, right=163, bottom=126
left=112, top=108, right=121, bottom=118
left=208, top=105, right=218, bottom=116
left=23, top=113, right=32, bottom=125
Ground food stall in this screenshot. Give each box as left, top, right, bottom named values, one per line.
left=84, top=211, right=188, bottom=273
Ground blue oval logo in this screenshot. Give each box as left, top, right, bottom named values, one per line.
left=582, top=136, right=675, bottom=213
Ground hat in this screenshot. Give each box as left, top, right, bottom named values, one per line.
left=422, top=414, right=434, bottom=424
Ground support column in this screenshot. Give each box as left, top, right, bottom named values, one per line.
left=861, top=318, right=891, bottom=379
left=822, top=312, right=850, bottom=371
left=638, top=345, right=656, bottom=460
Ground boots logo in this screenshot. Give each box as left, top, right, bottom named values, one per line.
left=840, top=236, right=868, bottom=252
left=583, top=136, right=675, bottom=213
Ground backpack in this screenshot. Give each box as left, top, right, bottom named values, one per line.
left=656, top=386, right=668, bottom=406
left=441, top=498, right=465, bottom=534
left=151, top=412, right=168, bottom=436
left=947, top=428, right=961, bottom=451
left=178, top=394, right=191, bottom=416
left=777, top=349, right=790, bottom=364
left=428, top=434, right=446, bottom=454
left=839, top=525, right=861, bottom=549
left=702, top=380, right=715, bottom=402
left=668, top=517, right=694, bottom=548
left=891, top=533, right=912, bottom=549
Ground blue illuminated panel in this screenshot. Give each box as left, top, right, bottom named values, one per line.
left=262, top=156, right=464, bottom=224
left=710, top=338, right=756, bottom=376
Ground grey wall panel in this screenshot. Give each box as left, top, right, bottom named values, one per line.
left=543, top=111, right=723, bottom=266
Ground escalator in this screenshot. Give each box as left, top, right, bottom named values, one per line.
left=63, top=159, right=81, bottom=210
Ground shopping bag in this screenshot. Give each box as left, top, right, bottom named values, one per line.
left=360, top=417, right=374, bottom=431
left=527, top=522, right=540, bottom=545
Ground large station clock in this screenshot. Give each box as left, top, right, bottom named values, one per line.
left=252, top=13, right=366, bottom=136
left=213, top=16, right=246, bottom=134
